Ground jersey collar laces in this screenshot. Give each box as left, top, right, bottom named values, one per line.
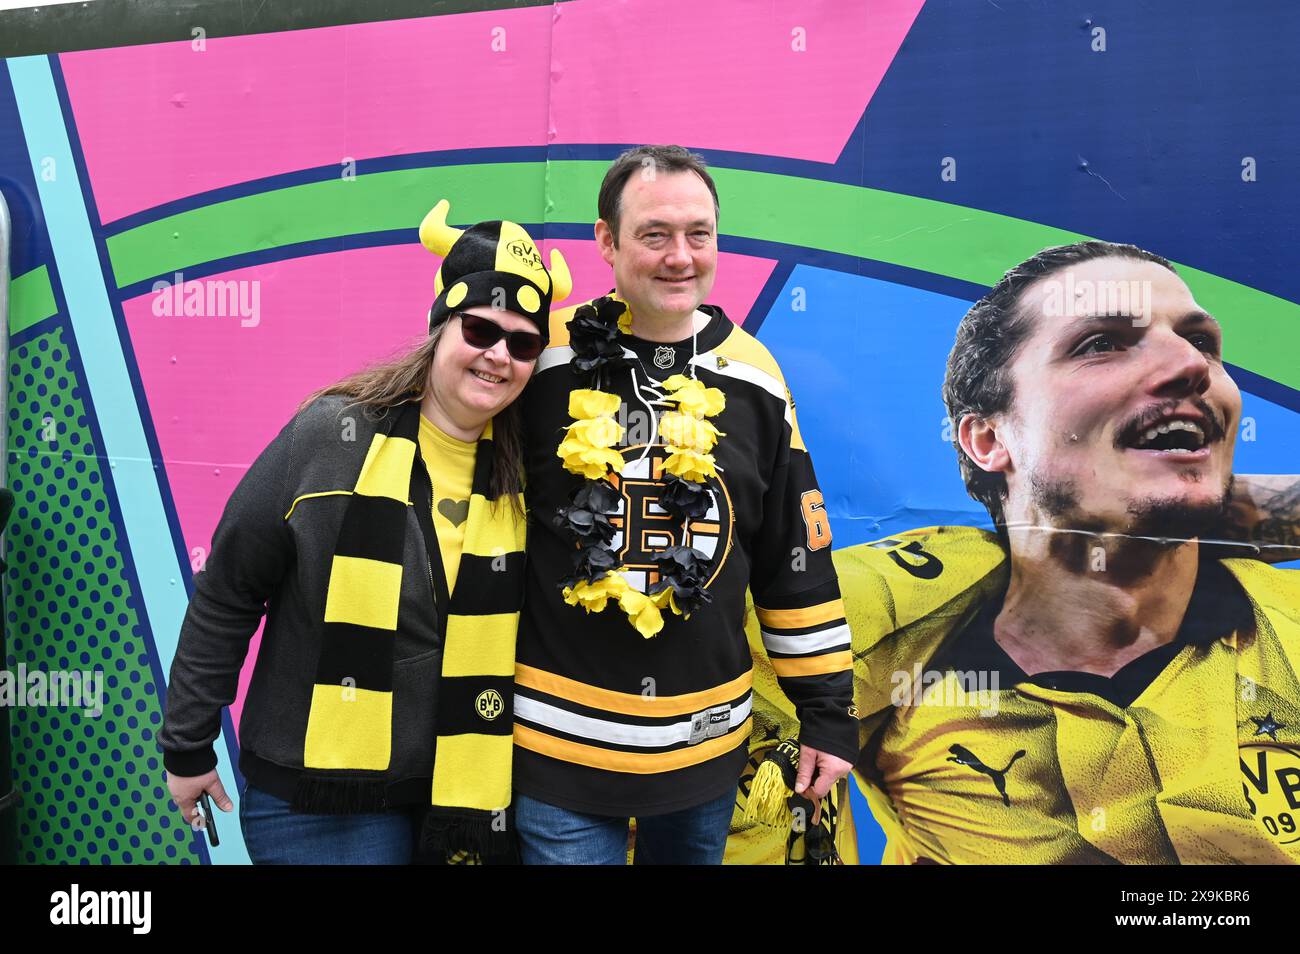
left=554, top=294, right=726, bottom=637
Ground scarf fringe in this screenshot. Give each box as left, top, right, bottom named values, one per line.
left=420, top=808, right=514, bottom=858
left=745, top=759, right=796, bottom=829
left=292, top=775, right=389, bottom=815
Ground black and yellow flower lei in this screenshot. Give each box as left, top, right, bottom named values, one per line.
left=553, top=295, right=724, bottom=637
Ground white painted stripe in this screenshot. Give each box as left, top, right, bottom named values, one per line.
left=761, top=623, right=852, bottom=657
left=515, top=693, right=752, bottom=748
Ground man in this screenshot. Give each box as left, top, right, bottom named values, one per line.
left=731, top=240, right=1300, bottom=864
left=512, top=145, right=857, bottom=864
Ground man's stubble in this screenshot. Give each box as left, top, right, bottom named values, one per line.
left=1025, top=470, right=1233, bottom=545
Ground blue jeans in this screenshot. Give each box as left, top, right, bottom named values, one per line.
left=514, top=789, right=735, bottom=865
left=239, top=784, right=418, bottom=865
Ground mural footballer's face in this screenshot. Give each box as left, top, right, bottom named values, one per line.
left=978, top=256, right=1241, bottom=540
left=424, top=307, right=536, bottom=437
left=597, top=170, right=718, bottom=326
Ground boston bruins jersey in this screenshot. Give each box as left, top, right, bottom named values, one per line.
left=513, top=303, right=857, bottom=817
left=728, top=526, right=1300, bottom=864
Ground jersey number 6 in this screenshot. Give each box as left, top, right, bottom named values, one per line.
left=801, top=491, right=831, bottom=551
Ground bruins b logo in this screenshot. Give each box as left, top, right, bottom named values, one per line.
left=605, top=445, right=733, bottom=594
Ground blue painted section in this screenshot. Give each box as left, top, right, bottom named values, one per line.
left=1225, top=363, right=1300, bottom=417
left=1235, top=390, right=1300, bottom=483
left=7, top=54, right=247, bottom=863
left=848, top=774, right=883, bottom=864
left=861, top=0, right=1300, bottom=307
left=758, top=264, right=987, bottom=544
left=743, top=260, right=795, bottom=331
left=0, top=61, right=54, bottom=278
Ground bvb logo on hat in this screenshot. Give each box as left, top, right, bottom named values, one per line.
left=419, top=198, right=572, bottom=337
left=507, top=240, right=545, bottom=271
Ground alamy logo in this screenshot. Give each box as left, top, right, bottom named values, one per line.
left=50, top=884, right=151, bottom=934
left=890, top=664, right=1000, bottom=716
left=0, top=665, right=103, bottom=716
left=151, top=271, right=261, bottom=327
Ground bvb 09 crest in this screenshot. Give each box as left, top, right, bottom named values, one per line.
left=475, top=689, right=505, bottom=721
left=507, top=239, right=544, bottom=270
left=1240, top=742, right=1300, bottom=848
left=605, top=444, right=733, bottom=593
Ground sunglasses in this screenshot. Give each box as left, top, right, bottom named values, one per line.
left=454, top=312, right=544, bottom=362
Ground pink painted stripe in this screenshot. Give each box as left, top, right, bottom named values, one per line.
left=63, top=1, right=924, bottom=224
left=124, top=240, right=773, bottom=726
left=61, top=7, right=554, bottom=224
left=550, top=0, right=926, bottom=161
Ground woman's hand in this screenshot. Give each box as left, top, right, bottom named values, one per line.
left=167, top=769, right=235, bottom=830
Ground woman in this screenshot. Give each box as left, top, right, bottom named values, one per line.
left=159, top=201, right=571, bottom=863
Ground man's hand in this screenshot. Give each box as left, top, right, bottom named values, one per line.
left=167, top=769, right=234, bottom=831
left=795, top=744, right=853, bottom=825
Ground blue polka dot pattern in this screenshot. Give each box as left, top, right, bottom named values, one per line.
left=6, top=328, right=201, bottom=865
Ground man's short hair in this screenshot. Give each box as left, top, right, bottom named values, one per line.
left=942, top=240, right=1178, bottom=527
left=597, top=145, right=721, bottom=244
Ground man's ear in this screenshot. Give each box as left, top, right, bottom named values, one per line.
left=594, top=219, right=617, bottom=266
left=958, top=414, right=1012, bottom=476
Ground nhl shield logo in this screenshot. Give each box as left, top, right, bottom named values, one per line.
left=653, top=345, right=677, bottom=370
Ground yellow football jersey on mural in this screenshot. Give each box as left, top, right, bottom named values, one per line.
left=728, top=526, right=1300, bottom=864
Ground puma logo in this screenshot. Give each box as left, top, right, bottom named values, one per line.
left=437, top=498, right=469, bottom=527
left=947, top=743, right=1025, bottom=806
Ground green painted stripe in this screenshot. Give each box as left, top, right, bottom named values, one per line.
left=106, top=161, right=1300, bottom=392
left=107, top=163, right=549, bottom=289
left=8, top=265, right=57, bottom=336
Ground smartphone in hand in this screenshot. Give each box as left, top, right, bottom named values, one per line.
left=197, top=791, right=221, bottom=848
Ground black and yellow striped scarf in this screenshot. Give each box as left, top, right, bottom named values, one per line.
left=294, top=401, right=524, bottom=856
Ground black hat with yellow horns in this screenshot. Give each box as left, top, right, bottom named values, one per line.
left=420, top=199, right=573, bottom=346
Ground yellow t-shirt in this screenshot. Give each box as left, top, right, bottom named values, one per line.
left=417, top=415, right=477, bottom=594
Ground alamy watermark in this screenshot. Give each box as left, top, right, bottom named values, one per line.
left=890, top=664, right=1000, bottom=716
left=151, top=271, right=261, bottom=327
left=50, top=884, right=150, bottom=934
left=0, top=665, right=104, bottom=716
left=1040, top=274, right=1153, bottom=326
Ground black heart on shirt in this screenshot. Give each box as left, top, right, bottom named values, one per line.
left=438, top=498, right=470, bottom=527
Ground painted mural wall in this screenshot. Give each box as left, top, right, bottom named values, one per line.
left=2, top=0, right=1298, bottom=863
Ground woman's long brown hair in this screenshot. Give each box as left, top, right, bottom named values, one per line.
left=301, top=322, right=527, bottom=511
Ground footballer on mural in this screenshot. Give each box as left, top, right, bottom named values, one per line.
left=731, top=241, right=1300, bottom=865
